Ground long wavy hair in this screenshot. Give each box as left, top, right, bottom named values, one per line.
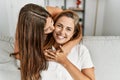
left=44, top=10, right=82, bottom=49
left=15, top=3, right=51, bottom=80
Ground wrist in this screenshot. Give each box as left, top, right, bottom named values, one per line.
left=61, top=58, right=70, bottom=67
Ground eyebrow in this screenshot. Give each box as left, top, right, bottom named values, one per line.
left=57, top=23, right=73, bottom=29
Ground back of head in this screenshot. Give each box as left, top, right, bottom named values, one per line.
left=16, top=3, right=51, bottom=80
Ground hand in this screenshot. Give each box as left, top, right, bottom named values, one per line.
left=44, top=49, right=68, bottom=65
left=44, top=49, right=56, bottom=61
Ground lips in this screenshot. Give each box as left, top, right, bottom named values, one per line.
left=53, top=31, right=68, bottom=44
left=58, top=35, right=64, bottom=39
left=55, top=33, right=66, bottom=40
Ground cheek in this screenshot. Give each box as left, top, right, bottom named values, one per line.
left=53, top=28, right=61, bottom=38
left=53, top=30, right=57, bottom=37
left=53, top=30, right=58, bottom=37
left=54, top=27, right=60, bottom=33
left=67, top=32, right=74, bottom=39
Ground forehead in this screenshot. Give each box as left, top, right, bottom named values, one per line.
left=56, top=16, right=74, bottom=28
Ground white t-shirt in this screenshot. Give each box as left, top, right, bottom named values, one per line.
left=41, top=43, right=94, bottom=80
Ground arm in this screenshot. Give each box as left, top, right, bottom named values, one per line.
left=14, top=28, right=20, bottom=59
left=63, top=58, right=95, bottom=80
left=14, top=39, right=19, bottom=59
left=56, top=48, right=95, bottom=80
left=46, top=6, right=63, bottom=18
left=44, top=50, right=95, bottom=80
left=62, top=34, right=82, bottom=54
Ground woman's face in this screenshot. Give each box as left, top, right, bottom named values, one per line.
left=44, top=17, right=54, bottom=34
left=53, top=16, right=75, bottom=45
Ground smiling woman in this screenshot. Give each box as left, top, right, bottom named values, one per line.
left=43, top=10, right=95, bottom=80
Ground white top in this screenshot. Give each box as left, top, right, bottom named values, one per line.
left=41, top=43, right=94, bottom=80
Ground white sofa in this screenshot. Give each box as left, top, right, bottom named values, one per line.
left=0, top=35, right=120, bottom=80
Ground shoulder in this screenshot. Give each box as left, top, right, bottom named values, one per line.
left=76, top=44, right=94, bottom=69
left=79, top=43, right=89, bottom=52
left=73, top=44, right=91, bottom=60
left=69, top=43, right=90, bottom=59
left=72, top=43, right=89, bottom=52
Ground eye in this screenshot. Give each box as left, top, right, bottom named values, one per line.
left=66, top=27, right=72, bottom=31
left=56, top=24, right=63, bottom=28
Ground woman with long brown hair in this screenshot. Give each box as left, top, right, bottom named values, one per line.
left=12, top=3, right=82, bottom=80
left=13, top=3, right=52, bottom=80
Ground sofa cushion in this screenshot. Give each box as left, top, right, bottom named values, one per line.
left=83, top=36, right=120, bottom=80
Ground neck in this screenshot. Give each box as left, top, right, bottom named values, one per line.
left=53, top=42, right=60, bottom=50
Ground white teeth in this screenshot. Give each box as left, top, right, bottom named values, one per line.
left=58, top=36, right=64, bottom=39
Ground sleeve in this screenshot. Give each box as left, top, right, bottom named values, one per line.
left=79, top=45, right=94, bottom=69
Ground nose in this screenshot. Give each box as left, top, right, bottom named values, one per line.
left=60, top=28, right=65, bottom=35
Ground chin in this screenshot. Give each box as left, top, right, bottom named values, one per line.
left=55, top=41, right=63, bottom=44
left=56, top=40, right=67, bottom=45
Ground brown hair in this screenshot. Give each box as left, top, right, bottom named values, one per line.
left=15, top=3, right=51, bottom=80
left=44, top=10, right=82, bottom=49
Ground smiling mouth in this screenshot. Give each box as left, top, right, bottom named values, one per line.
left=58, top=36, right=64, bottom=39
left=56, top=34, right=66, bottom=40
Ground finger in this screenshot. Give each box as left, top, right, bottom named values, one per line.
left=45, top=56, right=54, bottom=61
left=45, top=50, right=56, bottom=57
left=47, top=58, right=55, bottom=61
left=59, top=45, right=64, bottom=52
left=44, top=52, right=55, bottom=59
left=45, top=55, right=55, bottom=61
left=45, top=54, right=57, bottom=61
left=56, top=50, right=61, bottom=54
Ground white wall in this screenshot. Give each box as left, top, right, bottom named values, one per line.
left=85, top=0, right=97, bottom=36
left=85, top=0, right=108, bottom=36
left=94, top=0, right=106, bottom=36
left=47, top=0, right=98, bottom=36
left=0, top=0, right=44, bottom=37
left=102, top=0, right=120, bottom=36
left=46, top=0, right=106, bottom=36
left=0, top=0, right=9, bottom=35
left=1, top=0, right=120, bottom=36
left=0, top=0, right=104, bottom=36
